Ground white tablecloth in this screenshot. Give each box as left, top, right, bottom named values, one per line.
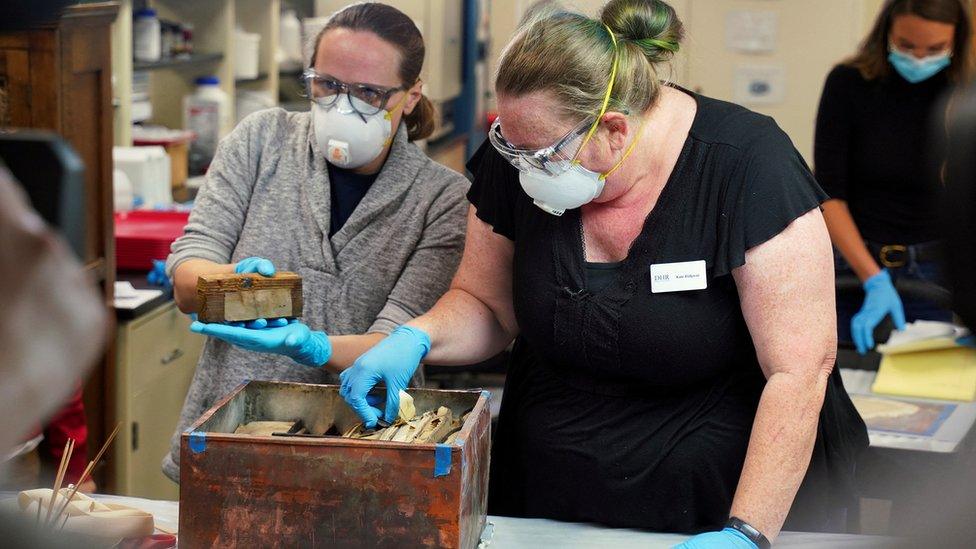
left=88, top=494, right=888, bottom=548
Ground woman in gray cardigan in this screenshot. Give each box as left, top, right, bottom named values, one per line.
left=161, top=3, right=468, bottom=481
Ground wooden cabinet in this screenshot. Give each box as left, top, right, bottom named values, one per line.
left=0, top=3, right=119, bottom=486
left=113, top=301, right=204, bottom=499
left=0, top=3, right=117, bottom=275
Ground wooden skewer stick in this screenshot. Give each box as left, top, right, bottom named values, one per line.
left=54, top=456, right=95, bottom=532
left=45, top=438, right=73, bottom=525
left=46, top=438, right=72, bottom=523
left=53, top=438, right=74, bottom=524
left=53, top=422, right=122, bottom=528
left=83, top=421, right=121, bottom=484
left=39, top=434, right=77, bottom=525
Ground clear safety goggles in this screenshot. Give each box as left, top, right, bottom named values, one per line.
left=488, top=117, right=594, bottom=177
left=302, top=69, right=406, bottom=117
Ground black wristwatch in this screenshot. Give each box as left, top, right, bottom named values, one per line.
left=726, top=516, right=771, bottom=549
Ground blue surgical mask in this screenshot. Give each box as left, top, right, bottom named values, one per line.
left=888, top=45, right=952, bottom=83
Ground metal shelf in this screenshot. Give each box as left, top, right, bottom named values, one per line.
left=133, top=52, right=224, bottom=72
left=235, top=72, right=269, bottom=84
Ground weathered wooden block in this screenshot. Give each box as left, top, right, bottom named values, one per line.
left=196, top=272, right=303, bottom=323
left=179, top=381, right=491, bottom=548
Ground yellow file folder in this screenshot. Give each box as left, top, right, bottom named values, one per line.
left=872, top=338, right=976, bottom=401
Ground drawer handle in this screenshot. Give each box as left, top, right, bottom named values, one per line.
left=160, top=349, right=184, bottom=365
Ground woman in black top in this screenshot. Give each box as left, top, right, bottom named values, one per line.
left=338, top=0, right=866, bottom=545
left=815, top=0, right=974, bottom=354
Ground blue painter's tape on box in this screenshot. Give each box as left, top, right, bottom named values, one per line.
left=189, top=431, right=207, bottom=454
left=434, top=443, right=452, bottom=477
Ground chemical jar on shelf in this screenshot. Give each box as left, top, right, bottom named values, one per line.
left=133, top=8, right=161, bottom=63
left=235, top=29, right=261, bottom=80
left=183, top=77, right=230, bottom=175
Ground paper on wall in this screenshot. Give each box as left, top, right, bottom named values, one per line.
left=726, top=10, right=778, bottom=53
left=733, top=65, right=786, bottom=105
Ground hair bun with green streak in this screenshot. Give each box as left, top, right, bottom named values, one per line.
left=601, top=0, right=684, bottom=63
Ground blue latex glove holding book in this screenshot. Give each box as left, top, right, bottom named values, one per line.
left=188, top=256, right=332, bottom=367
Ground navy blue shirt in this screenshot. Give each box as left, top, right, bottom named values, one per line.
left=327, top=162, right=378, bottom=236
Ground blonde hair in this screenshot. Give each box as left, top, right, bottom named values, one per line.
left=496, top=0, right=684, bottom=122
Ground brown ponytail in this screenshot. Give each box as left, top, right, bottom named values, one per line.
left=847, top=0, right=973, bottom=83
left=405, top=94, right=436, bottom=141
left=312, top=2, right=437, bottom=141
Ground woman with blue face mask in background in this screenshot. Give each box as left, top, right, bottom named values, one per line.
left=816, top=0, right=974, bottom=354
left=159, top=3, right=469, bottom=482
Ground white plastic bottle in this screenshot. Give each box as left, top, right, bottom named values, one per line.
left=183, top=76, right=230, bottom=174
left=278, top=9, right=303, bottom=70
left=113, top=168, right=134, bottom=212
left=133, top=8, right=161, bottom=62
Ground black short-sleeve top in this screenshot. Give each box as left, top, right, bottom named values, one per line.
left=466, top=89, right=862, bottom=532
left=468, top=89, right=826, bottom=390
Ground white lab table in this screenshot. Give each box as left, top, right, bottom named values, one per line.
left=82, top=494, right=888, bottom=548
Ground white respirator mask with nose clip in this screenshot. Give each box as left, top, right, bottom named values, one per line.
left=312, top=93, right=407, bottom=169
left=489, top=24, right=643, bottom=215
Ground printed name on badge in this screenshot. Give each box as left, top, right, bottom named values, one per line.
left=650, top=260, right=708, bottom=293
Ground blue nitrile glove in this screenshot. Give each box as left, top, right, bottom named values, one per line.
left=339, top=325, right=431, bottom=428
left=673, top=528, right=758, bottom=549
left=852, top=269, right=906, bottom=355
left=147, top=259, right=172, bottom=290
left=189, top=312, right=277, bottom=330
left=235, top=256, right=276, bottom=277
left=190, top=318, right=331, bottom=367
left=957, top=335, right=976, bottom=348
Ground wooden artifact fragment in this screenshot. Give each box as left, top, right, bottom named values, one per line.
left=343, top=424, right=382, bottom=440
left=378, top=423, right=400, bottom=441
left=398, top=390, right=416, bottom=421
left=391, top=413, right=434, bottom=443
left=234, top=421, right=297, bottom=437
left=390, top=422, right=415, bottom=443
left=415, top=407, right=453, bottom=443
left=342, top=404, right=465, bottom=444
left=197, top=272, right=303, bottom=323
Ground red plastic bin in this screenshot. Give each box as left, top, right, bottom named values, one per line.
left=115, top=210, right=190, bottom=270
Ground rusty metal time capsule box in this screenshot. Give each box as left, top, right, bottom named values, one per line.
left=178, top=381, right=491, bottom=548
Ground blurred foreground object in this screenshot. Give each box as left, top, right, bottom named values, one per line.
left=0, top=164, right=107, bottom=457
left=945, top=83, right=976, bottom=330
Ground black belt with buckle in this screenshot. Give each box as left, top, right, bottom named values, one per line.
left=867, top=241, right=942, bottom=269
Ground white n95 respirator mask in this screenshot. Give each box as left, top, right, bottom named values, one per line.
left=312, top=94, right=398, bottom=169
left=519, top=161, right=606, bottom=216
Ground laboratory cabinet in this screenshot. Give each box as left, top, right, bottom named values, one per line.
left=112, top=300, right=204, bottom=499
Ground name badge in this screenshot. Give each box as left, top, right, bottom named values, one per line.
left=650, top=260, right=708, bottom=293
